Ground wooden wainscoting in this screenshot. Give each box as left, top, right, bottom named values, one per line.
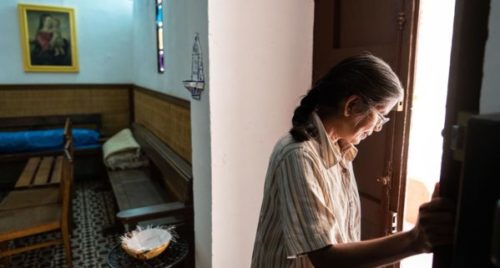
left=0, top=84, right=130, bottom=137
left=0, top=84, right=191, bottom=162
left=133, top=86, right=192, bottom=163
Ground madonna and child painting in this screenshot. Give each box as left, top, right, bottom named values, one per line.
left=18, top=4, right=79, bottom=72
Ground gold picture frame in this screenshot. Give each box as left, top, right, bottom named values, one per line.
left=18, top=4, right=79, bottom=72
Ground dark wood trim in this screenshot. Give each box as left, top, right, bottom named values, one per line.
left=394, top=0, right=420, bottom=235
left=128, top=87, right=135, bottom=125
left=0, top=114, right=102, bottom=131
left=116, top=202, right=189, bottom=224
left=0, top=84, right=132, bottom=90
left=133, top=85, right=190, bottom=109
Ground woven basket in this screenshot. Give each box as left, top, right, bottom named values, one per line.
left=121, top=240, right=170, bottom=260
left=120, top=227, right=173, bottom=260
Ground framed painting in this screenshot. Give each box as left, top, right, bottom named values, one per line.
left=18, top=4, right=79, bottom=72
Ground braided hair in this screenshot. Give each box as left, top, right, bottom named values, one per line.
left=290, top=53, right=403, bottom=142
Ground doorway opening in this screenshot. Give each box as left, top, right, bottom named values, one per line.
left=401, top=0, right=456, bottom=267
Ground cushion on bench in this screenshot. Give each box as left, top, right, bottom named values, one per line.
left=0, top=128, right=100, bottom=153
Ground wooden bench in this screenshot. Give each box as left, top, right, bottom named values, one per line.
left=14, top=155, right=64, bottom=188
left=0, top=139, right=75, bottom=267
left=106, top=123, right=193, bottom=231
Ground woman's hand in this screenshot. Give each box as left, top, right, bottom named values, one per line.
left=410, top=183, right=456, bottom=253
left=308, top=183, right=453, bottom=267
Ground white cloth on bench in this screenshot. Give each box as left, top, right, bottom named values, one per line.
left=103, top=128, right=148, bottom=170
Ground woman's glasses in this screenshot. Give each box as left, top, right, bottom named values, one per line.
left=370, top=107, right=390, bottom=131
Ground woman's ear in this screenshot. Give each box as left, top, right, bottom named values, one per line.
left=343, top=95, right=364, bottom=117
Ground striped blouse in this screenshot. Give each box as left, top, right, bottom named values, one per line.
left=251, top=112, right=361, bottom=268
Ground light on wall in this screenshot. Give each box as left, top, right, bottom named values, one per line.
left=183, top=33, right=205, bottom=100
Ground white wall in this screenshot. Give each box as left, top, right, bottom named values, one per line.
left=480, top=0, right=500, bottom=114
left=191, top=92, right=212, bottom=268
left=208, top=0, right=314, bottom=267
left=0, top=0, right=132, bottom=84
left=131, top=1, right=313, bottom=266
left=131, top=1, right=212, bottom=267
left=185, top=1, right=211, bottom=267
left=132, top=0, right=206, bottom=100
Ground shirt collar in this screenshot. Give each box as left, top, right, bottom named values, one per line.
left=311, top=112, right=358, bottom=168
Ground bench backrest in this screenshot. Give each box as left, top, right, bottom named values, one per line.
left=0, top=113, right=101, bottom=132
left=131, top=123, right=193, bottom=205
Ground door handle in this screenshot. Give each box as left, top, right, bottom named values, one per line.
left=450, top=124, right=465, bottom=151
left=450, top=112, right=475, bottom=161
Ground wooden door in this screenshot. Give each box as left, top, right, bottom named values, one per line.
left=433, top=0, right=490, bottom=267
left=313, top=0, right=419, bottom=240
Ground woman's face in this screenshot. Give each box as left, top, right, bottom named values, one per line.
left=342, top=99, right=397, bottom=145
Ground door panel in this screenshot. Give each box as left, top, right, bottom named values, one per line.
left=314, top=1, right=404, bottom=81
left=334, top=1, right=399, bottom=48
left=314, top=0, right=419, bottom=241
left=355, top=133, right=388, bottom=201
left=360, top=194, right=384, bottom=237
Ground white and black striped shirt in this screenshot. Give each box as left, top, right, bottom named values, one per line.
left=252, top=112, right=361, bottom=268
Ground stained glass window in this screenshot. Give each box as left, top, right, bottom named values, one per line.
left=156, top=0, right=164, bottom=73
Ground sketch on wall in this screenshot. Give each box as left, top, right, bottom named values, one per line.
left=183, top=33, right=205, bottom=100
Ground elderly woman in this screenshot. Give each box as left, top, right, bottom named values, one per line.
left=252, top=53, right=454, bottom=268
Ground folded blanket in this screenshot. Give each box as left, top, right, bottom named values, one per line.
left=103, top=128, right=148, bottom=170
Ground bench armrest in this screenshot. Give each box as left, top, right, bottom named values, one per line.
left=116, top=201, right=192, bottom=224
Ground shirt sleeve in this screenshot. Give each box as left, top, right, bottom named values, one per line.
left=277, top=148, right=337, bottom=258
